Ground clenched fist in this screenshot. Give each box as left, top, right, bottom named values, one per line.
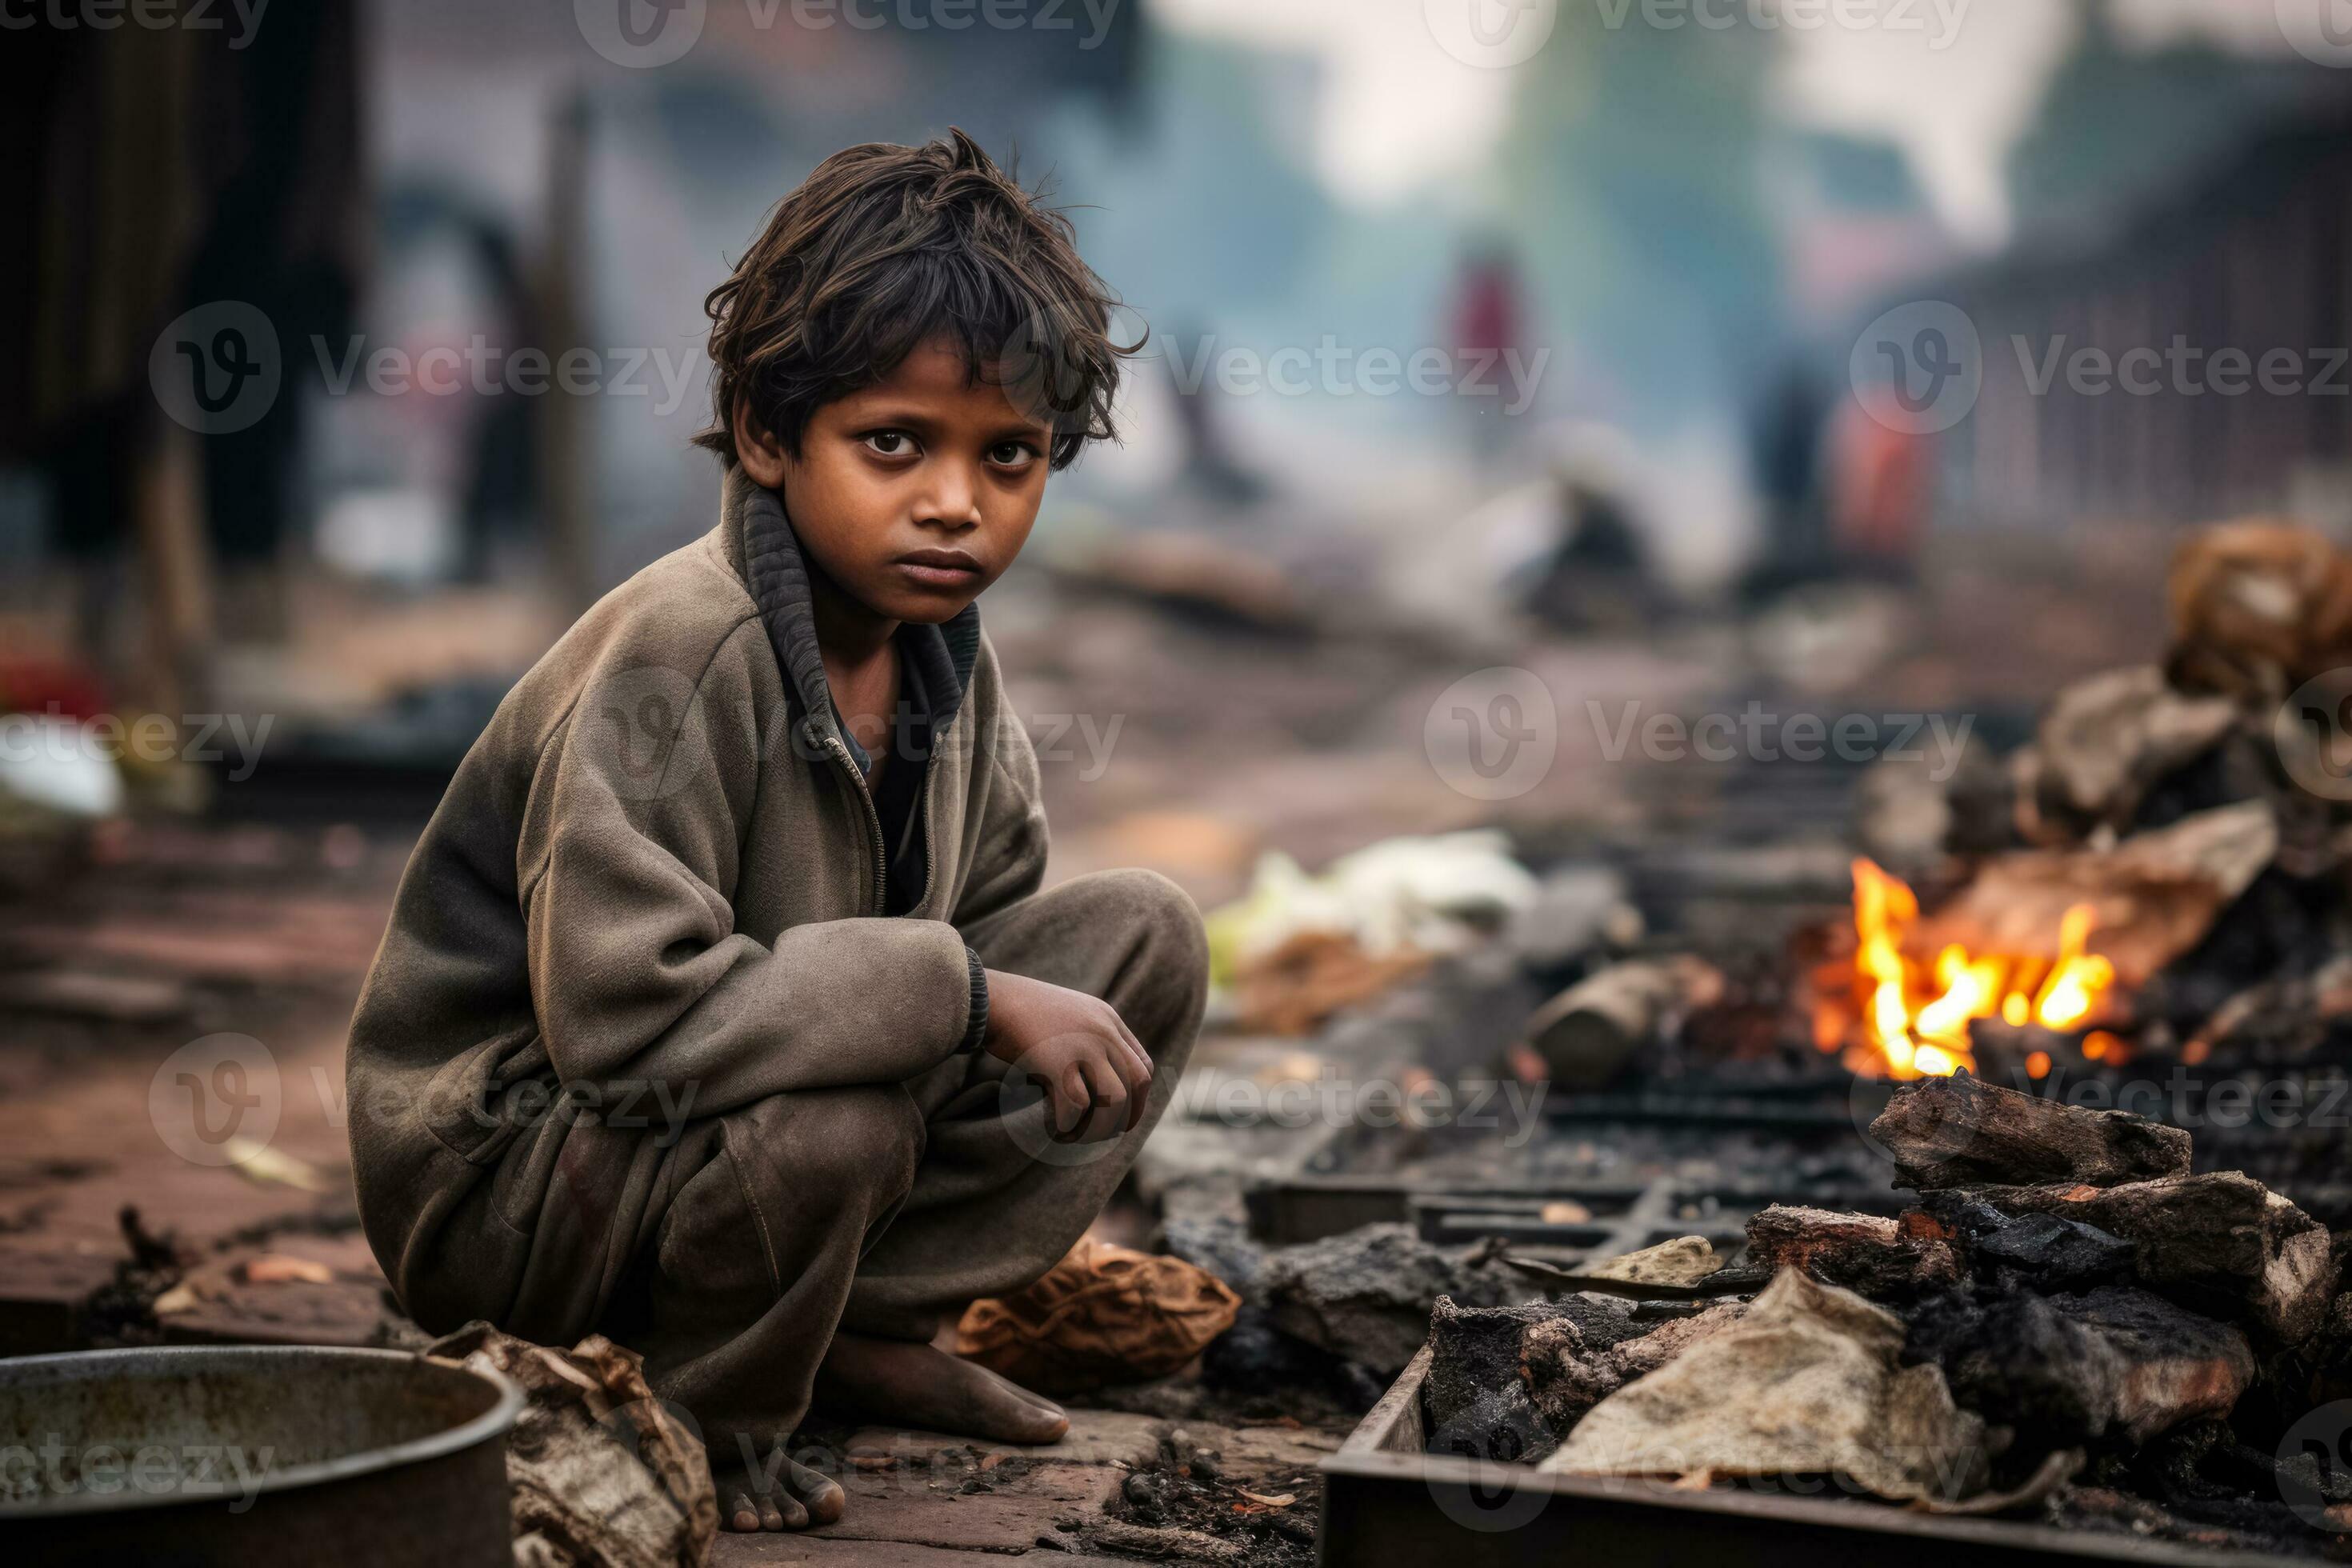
left=982, top=970, right=1154, bottom=1144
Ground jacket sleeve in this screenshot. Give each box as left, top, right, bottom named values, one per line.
left=517, top=622, right=978, bottom=1112
left=950, top=692, right=1050, bottom=935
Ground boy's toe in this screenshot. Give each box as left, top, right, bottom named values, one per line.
left=801, top=1472, right=847, bottom=1526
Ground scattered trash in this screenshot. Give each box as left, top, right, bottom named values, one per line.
left=219, top=1137, right=329, bottom=1193
left=1581, top=1235, right=1721, bottom=1288
left=426, top=1322, right=716, bottom=1568
left=957, top=1238, right=1242, bottom=1394
left=242, top=1254, right=335, bottom=1285
left=2166, top=518, right=2352, bottom=702
left=1206, top=834, right=1538, bottom=1034
left=1206, top=833, right=1538, bottom=986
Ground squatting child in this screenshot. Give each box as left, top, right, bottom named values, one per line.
left=346, top=131, right=1209, bottom=1533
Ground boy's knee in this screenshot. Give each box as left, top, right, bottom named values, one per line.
left=1090, top=866, right=1209, bottom=1054
left=728, top=1085, right=922, bottom=1209
left=1109, top=867, right=1206, bottom=961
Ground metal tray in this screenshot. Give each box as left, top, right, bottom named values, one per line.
left=1317, top=1346, right=2306, bottom=1568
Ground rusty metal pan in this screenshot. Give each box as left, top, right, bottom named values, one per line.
left=1, top=1343, right=522, bottom=1566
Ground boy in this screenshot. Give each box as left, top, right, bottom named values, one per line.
left=346, top=132, right=1208, bottom=1533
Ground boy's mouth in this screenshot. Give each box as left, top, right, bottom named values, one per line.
left=893, top=547, right=985, bottom=589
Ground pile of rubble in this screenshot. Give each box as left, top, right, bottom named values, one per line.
left=1858, top=521, right=2352, bottom=1058
left=1421, top=1074, right=2352, bottom=1554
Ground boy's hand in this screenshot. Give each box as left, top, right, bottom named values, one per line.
left=982, top=970, right=1154, bottom=1144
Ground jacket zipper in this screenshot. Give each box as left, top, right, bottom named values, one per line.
left=822, top=733, right=889, bottom=916
left=820, top=726, right=939, bottom=918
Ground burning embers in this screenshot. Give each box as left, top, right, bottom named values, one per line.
left=1832, top=858, right=2118, bottom=1080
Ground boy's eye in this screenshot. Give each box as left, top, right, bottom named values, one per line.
left=987, top=440, right=1041, bottom=468
left=862, top=431, right=918, bottom=458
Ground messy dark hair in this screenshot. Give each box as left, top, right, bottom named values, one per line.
left=694, top=130, right=1137, bottom=471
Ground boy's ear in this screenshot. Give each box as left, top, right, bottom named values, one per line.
left=734, top=397, right=791, bottom=489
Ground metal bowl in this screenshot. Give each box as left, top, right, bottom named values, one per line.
left=1, top=1344, right=522, bottom=1567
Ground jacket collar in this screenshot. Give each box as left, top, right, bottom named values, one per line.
left=724, top=465, right=982, bottom=766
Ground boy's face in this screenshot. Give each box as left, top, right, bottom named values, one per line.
left=736, top=336, right=1056, bottom=625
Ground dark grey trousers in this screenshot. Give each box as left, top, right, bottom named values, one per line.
left=590, top=868, right=1206, bottom=1460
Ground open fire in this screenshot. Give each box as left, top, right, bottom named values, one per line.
left=1831, top=858, right=2118, bottom=1080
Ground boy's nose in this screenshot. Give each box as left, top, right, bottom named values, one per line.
left=914, top=463, right=984, bottom=530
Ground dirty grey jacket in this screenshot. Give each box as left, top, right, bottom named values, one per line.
left=346, top=467, right=1047, bottom=1325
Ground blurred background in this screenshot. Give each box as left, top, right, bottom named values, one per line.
left=6, top=0, right=2352, bottom=1380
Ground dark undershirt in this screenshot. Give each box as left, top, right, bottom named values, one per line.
left=866, top=636, right=934, bottom=917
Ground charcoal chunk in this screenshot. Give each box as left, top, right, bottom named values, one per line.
left=1968, top=1173, right=2337, bottom=1346
left=1259, top=1224, right=1520, bottom=1376
left=1974, top=1212, right=2136, bottom=1291
left=1746, top=1205, right=1958, bottom=1299
left=1870, top=1072, right=2191, bottom=1191
left=1903, top=1286, right=2252, bottom=1447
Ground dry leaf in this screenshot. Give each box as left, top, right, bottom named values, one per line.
left=151, top=1283, right=200, bottom=1315
left=1236, top=1490, right=1296, bottom=1508
left=221, top=1137, right=327, bottom=1193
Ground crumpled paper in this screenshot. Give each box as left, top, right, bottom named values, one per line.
left=1542, top=1269, right=1987, bottom=1504
left=958, top=1238, right=1242, bottom=1394
left=426, top=1322, right=717, bottom=1568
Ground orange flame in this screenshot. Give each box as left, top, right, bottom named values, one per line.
left=1841, top=858, right=2115, bottom=1079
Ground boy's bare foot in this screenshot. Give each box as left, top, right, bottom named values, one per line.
left=713, top=1454, right=846, bottom=1533
left=814, top=1332, right=1070, bottom=1445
